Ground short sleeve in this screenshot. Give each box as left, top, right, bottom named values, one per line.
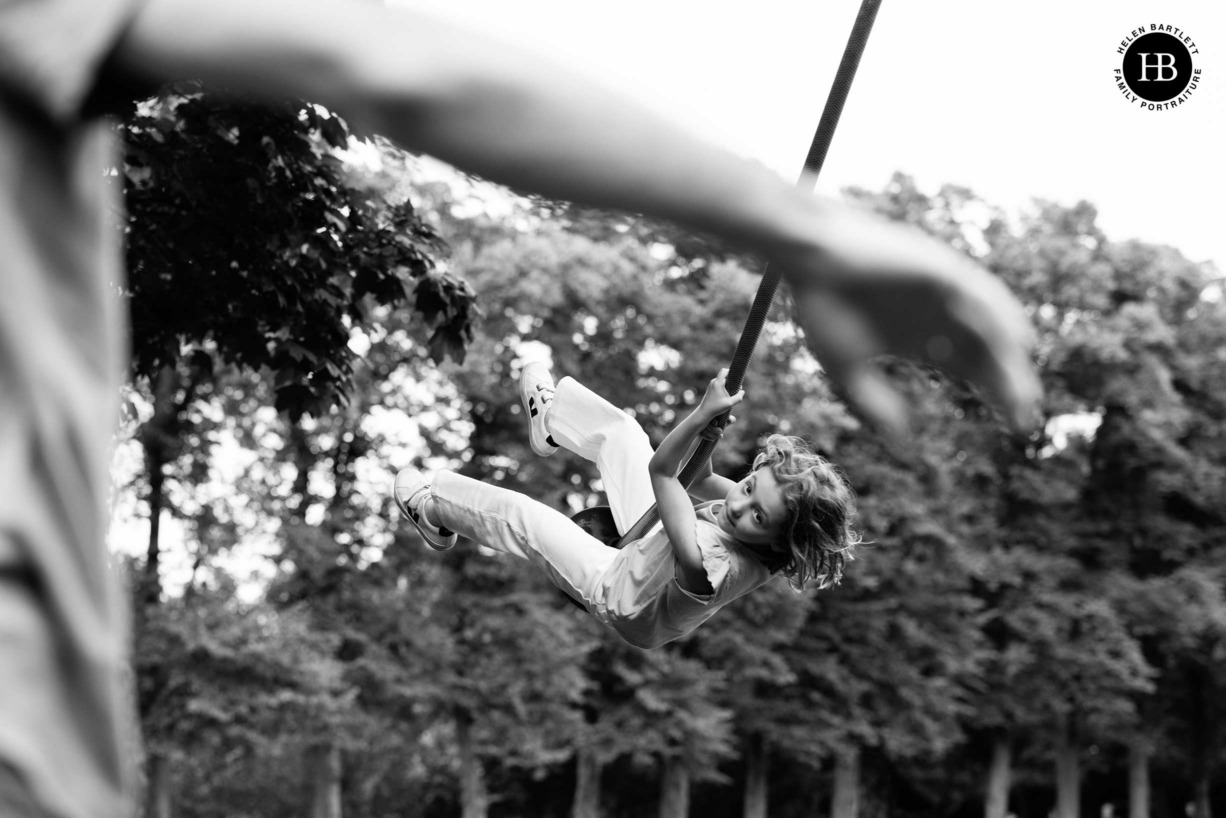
left=696, top=525, right=733, bottom=593
left=667, top=521, right=734, bottom=605
left=0, top=0, right=144, bottom=121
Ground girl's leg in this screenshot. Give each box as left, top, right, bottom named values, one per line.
left=546, top=377, right=656, bottom=534
left=428, top=470, right=618, bottom=613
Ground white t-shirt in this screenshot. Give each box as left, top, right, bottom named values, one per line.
left=598, top=501, right=777, bottom=649
left=0, top=2, right=142, bottom=816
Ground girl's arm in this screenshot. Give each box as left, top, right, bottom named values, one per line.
left=686, top=441, right=737, bottom=502
left=648, top=370, right=743, bottom=595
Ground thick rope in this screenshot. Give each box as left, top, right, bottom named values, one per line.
left=614, top=0, right=882, bottom=547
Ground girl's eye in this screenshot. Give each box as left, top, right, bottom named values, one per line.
left=754, top=511, right=763, bottom=524
left=745, top=482, right=753, bottom=495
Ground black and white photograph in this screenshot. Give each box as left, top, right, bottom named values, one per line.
left=1, top=2, right=1223, bottom=817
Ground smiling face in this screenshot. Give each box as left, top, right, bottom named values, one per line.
left=715, top=466, right=789, bottom=546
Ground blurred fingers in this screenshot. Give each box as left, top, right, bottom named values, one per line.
left=837, top=364, right=912, bottom=446
left=940, top=287, right=1044, bottom=431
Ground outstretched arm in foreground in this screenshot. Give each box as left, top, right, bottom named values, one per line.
left=113, top=0, right=1041, bottom=439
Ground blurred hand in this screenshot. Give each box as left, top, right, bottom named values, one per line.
left=783, top=203, right=1042, bottom=441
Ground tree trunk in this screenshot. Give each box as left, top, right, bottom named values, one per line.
left=1054, top=724, right=1080, bottom=818
left=144, top=459, right=166, bottom=605
left=456, top=714, right=489, bottom=818
left=138, top=368, right=183, bottom=812
left=145, top=752, right=173, bottom=818
left=1188, top=662, right=1216, bottom=818
left=658, top=756, right=690, bottom=818
left=1189, top=777, right=1212, bottom=818
left=571, top=745, right=602, bottom=818
left=140, top=365, right=183, bottom=605
left=831, top=746, right=860, bottom=818
left=287, top=420, right=316, bottom=524
left=1128, top=743, right=1150, bottom=818
left=307, top=743, right=342, bottom=818
left=743, top=733, right=769, bottom=818
left=983, top=733, right=1012, bottom=818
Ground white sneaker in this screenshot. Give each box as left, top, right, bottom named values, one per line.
left=519, top=362, right=559, bottom=457
left=393, top=468, right=457, bottom=550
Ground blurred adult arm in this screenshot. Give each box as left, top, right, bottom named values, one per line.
left=110, top=0, right=1041, bottom=439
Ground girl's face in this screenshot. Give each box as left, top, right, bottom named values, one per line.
left=716, top=467, right=787, bottom=546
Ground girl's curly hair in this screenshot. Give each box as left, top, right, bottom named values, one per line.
left=753, top=434, right=860, bottom=590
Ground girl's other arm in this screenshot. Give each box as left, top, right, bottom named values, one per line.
left=648, top=371, right=743, bottom=594
left=687, top=450, right=737, bottom=502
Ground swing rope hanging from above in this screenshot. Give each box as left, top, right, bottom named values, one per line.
left=570, top=0, right=883, bottom=550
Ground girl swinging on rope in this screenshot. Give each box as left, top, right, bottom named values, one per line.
left=393, top=364, right=858, bottom=650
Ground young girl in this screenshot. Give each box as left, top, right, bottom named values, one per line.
left=393, top=363, right=859, bottom=649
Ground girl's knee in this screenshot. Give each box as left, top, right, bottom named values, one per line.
left=615, top=415, right=650, bottom=444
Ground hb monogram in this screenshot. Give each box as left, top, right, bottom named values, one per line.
left=1137, top=53, right=1178, bottom=81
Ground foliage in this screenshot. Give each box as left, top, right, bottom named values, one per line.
left=120, top=88, right=475, bottom=419
left=118, top=160, right=1226, bottom=817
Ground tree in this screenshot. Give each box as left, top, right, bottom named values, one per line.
left=119, top=87, right=474, bottom=597
left=428, top=177, right=791, bottom=817
left=118, top=88, right=477, bottom=815
left=133, top=574, right=352, bottom=818
left=985, top=196, right=1226, bottom=818
left=121, top=153, right=1226, bottom=817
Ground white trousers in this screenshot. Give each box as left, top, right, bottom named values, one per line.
left=430, top=377, right=655, bottom=612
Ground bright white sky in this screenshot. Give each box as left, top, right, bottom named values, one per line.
left=398, top=0, right=1224, bottom=269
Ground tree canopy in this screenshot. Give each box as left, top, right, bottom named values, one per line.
left=112, top=101, right=1226, bottom=818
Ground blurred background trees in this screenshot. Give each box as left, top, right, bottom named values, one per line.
left=111, top=92, right=1226, bottom=818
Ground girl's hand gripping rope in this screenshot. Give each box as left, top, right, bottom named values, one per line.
left=697, top=368, right=744, bottom=421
